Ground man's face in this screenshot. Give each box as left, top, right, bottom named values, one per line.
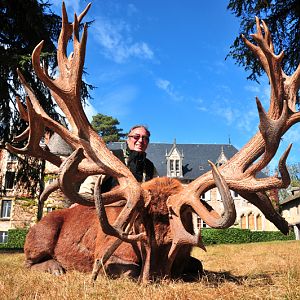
left=127, top=127, right=149, bottom=152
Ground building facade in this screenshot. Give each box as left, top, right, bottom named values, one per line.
left=0, top=147, right=67, bottom=243
left=281, top=188, right=300, bottom=240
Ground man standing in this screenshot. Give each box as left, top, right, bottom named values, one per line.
left=79, top=125, right=157, bottom=194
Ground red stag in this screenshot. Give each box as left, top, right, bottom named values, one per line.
left=7, top=2, right=300, bottom=282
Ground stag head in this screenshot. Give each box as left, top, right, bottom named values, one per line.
left=7, top=3, right=300, bottom=282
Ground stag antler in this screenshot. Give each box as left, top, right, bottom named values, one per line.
left=165, top=17, right=300, bottom=273
left=6, top=2, right=144, bottom=240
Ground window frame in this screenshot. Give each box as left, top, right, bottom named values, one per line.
left=1, top=200, right=12, bottom=219
left=4, top=171, right=16, bottom=190
left=0, top=231, right=8, bottom=243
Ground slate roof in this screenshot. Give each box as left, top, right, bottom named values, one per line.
left=47, top=133, right=240, bottom=180
left=280, top=188, right=300, bottom=206
left=107, top=142, right=238, bottom=180
left=47, top=133, right=73, bottom=156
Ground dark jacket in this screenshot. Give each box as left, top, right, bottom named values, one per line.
left=101, top=149, right=157, bottom=192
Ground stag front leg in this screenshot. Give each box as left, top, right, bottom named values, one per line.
left=28, top=259, right=65, bottom=276
left=92, top=235, right=122, bottom=280
left=24, top=212, right=65, bottom=275
left=93, top=234, right=141, bottom=280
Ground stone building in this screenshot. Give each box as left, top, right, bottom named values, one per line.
left=281, top=188, right=300, bottom=240
left=0, top=146, right=68, bottom=243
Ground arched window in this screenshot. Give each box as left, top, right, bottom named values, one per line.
left=241, top=214, right=247, bottom=229
left=256, top=214, right=262, bottom=230
left=248, top=213, right=255, bottom=230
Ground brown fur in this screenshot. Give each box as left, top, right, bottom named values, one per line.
left=24, top=177, right=201, bottom=279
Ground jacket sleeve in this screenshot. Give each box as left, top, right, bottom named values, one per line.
left=79, top=175, right=103, bottom=196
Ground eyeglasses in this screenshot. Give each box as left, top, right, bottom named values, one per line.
left=128, top=134, right=149, bottom=142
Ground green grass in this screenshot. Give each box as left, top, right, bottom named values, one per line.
left=0, top=240, right=299, bottom=299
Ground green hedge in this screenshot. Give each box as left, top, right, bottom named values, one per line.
left=202, top=228, right=296, bottom=245
left=0, top=227, right=296, bottom=250
left=0, top=228, right=28, bottom=250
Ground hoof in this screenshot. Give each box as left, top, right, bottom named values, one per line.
left=27, top=259, right=65, bottom=275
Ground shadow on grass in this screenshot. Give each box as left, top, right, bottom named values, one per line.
left=179, top=270, right=274, bottom=287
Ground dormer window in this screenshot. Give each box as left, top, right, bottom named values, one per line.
left=166, top=139, right=184, bottom=178
left=169, top=159, right=181, bottom=177
left=216, top=146, right=228, bottom=167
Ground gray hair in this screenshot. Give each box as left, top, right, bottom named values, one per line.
left=128, top=125, right=150, bottom=137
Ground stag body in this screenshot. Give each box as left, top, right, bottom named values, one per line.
left=24, top=177, right=200, bottom=279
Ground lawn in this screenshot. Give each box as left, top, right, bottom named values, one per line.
left=0, top=240, right=299, bottom=300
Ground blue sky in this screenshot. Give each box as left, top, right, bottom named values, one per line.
left=50, top=0, right=300, bottom=172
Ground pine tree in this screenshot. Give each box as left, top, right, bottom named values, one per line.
left=0, top=0, right=93, bottom=146
left=91, top=114, right=126, bottom=143
left=227, top=0, right=300, bottom=86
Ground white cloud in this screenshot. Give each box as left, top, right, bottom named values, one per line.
left=244, top=84, right=260, bottom=94
left=244, top=77, right=271, bottom=107
left=93, top=17, right=154, bottom=63
left=194, top=98, right=208, bottom=112
left=211, top=96, right=259, bottom=134
left=156, top=79, right=170, bottom=90
left=282, top=127, right=300, bottom=145
left=236, top=108, right=258, bottom=133
left=215, top=106, right=236, bottom=124
left=155, top=78, right=184, bottom=102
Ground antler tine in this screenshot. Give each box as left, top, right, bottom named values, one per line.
left=13, top=70, right=104, bottom=180
left=245, top=98, right=288, bottom=176
left=11, top=96, right=30, bottom=142
left=77, top=2, right=92, bottom=23
left=167, top=161, right=236, bottom=230
left=284, top=62, right=300, bottom=113
left=243, top=17, right=284, bottom=80
left=12, top=127, right=30, bottom=143
left=37, top=179, right=60, bottom=221
left=59, top=148, right=95, bottom=206
left=30, top=3, right=90, bottom=140
left=7, top=90, right=62, bottom=167
left=94, top=175, right=147, bottom=242
left=243, top=18, right=285, bottom=115
left=16, top=96, right=29, bottom=121
left=165, top=161, right=235, bottom=274
left=16, top=68, right=79, bottom=146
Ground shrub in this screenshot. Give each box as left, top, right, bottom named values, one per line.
left=0, top=227, right=295, bottom=250
left=0, top=228, right=28, bottom=250
left=202, top=228, right=295, bottom=245
left=250, top=230, right=295, bottom=242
